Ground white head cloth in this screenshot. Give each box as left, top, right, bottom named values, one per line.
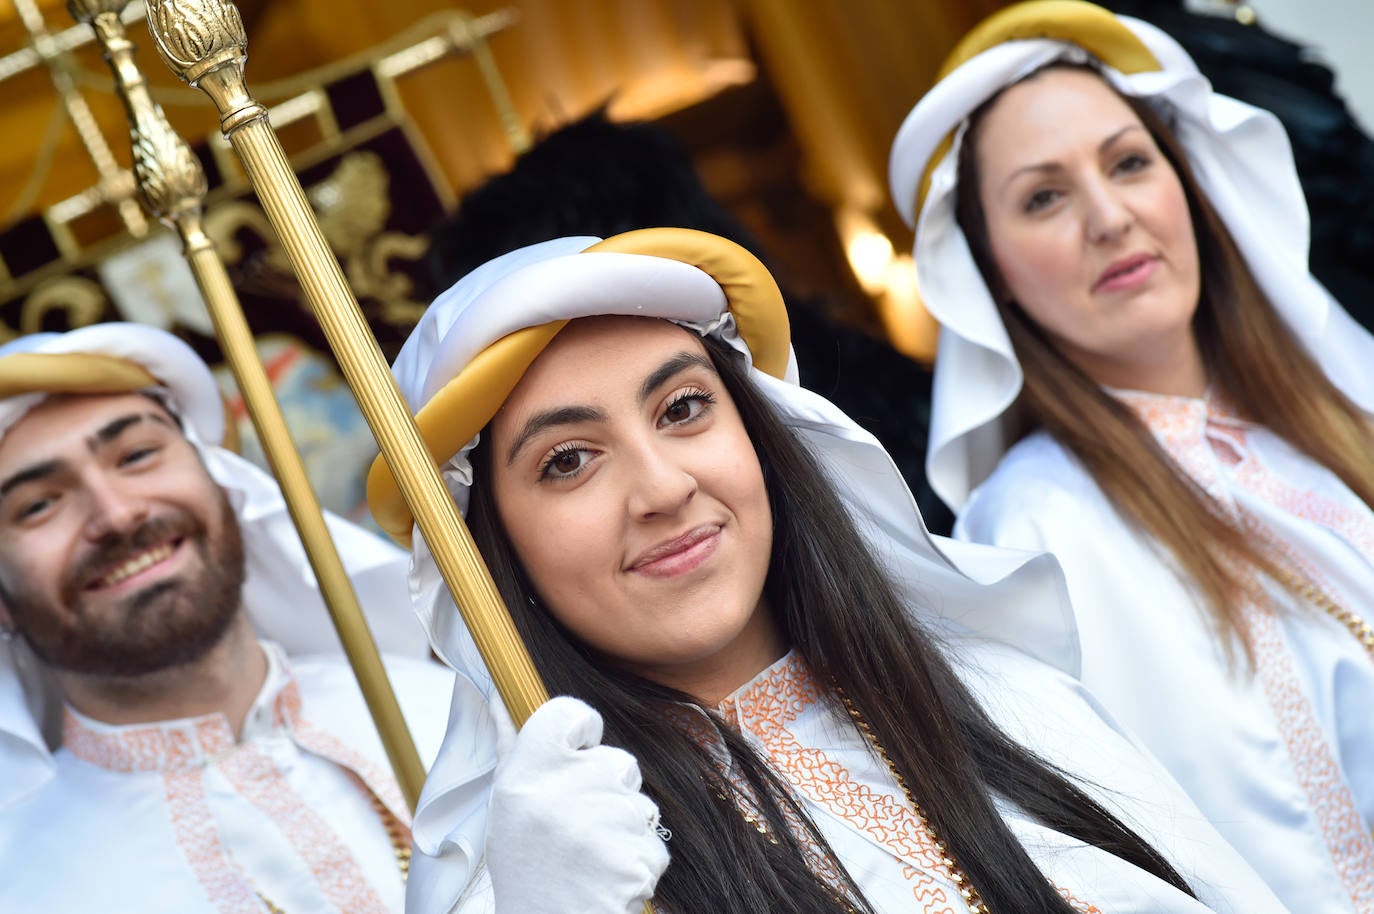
left=888, top=11, right=1374, bottom=512
left=391, top=235, right=1077, bottom=878
left=0, top=323, right=427, bottom=810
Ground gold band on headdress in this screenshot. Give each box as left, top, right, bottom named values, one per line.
left=0, top=352, right=158, bottom=399
left=915, top=0, right=1162, bottom=216
left=366, top=319, right=566, bottom=543
left=0, top=350, right=240, bottom=450
left=587, top=229, right=791, bottom=380
left=365, top=227, right=790, bottom=545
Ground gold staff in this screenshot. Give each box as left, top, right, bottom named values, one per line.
left=139, top=0, right=550, bottom=728
left=66, top=0, right=427, bottom=810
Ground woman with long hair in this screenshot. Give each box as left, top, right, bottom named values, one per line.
left=889, top=2, right=1374, bottom=911
left=367, top=228, right=1283, bottom=913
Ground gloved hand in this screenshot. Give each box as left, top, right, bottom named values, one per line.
left=487, top=696, right=669, bottom=914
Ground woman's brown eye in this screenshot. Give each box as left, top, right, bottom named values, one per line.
left=665, top=401, right=691, bottom=422
left=554, top=452, right=581, bottom=473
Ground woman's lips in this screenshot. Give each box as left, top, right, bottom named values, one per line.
left=629, top=525, right=722, bottom=578
left=1094, top=253, right=1158, bottom=293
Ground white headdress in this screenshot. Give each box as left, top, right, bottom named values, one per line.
left=0, top=323, right=427, bottom=810
left=365, top=228, right=1078, bottom=881
left=888, top=0, right=1374, bottom=511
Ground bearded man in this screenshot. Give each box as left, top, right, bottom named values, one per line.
left=0, top=323, right=496, bottom=914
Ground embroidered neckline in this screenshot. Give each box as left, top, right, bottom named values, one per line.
left=716, top=650, right=813, bottom=731
left=697, top=651, right=1101, bottom=912
left=62, top=644, right=301, bottom=773
left=1109, top=386, right=1247, bottom=431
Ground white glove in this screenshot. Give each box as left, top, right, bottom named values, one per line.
left=487, top=696, right=669, bottom=914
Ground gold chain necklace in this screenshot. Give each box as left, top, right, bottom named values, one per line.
left=691, top=692, right=991, bottom=914
left=837, top=691, right=991, bottom=914
left=1279, top=566, right=1374, bottom=657
left=255, top=788, right=411, bottom=914
left=1241, top=512, right=1374, bottom=658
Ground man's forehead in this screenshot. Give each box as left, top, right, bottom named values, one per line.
left=0, top=392, right=182, bottom=457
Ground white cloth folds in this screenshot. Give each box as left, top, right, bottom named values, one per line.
left=959, top=426, right=1374, bottom=913
left=699, top=645, right=1289, bottom=913
left=0, top=643, right=463, bottom=914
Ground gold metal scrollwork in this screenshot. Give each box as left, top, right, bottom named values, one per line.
left=204, top=150, right=430, bottom=323
left=364, top=233, right=428, bottom=325
left=20, top=275, right=109, bottom=335
left=308, top=151, right=427, bottom=324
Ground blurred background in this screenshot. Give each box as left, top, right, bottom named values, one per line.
left=2, top=0, right=1370, bottom=528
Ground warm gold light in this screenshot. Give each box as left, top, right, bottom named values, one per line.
left=836, top=207, right=893, bottom=295
left=834, top=207, right=937, bottom=363
left=878, top=253, right=938, bottom=363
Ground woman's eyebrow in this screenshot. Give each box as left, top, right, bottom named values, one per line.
left=1098, top=123, right=1145, bottom=152
left=503, top=351, right=717, bottom=467
left=638, top=351, right=716, bottom=405
left=1002, top=124, right=1143, bottom=189
left=505, top=405, right=606, bottom=467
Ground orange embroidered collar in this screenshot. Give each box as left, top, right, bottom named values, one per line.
left=60, top=643, right=300, bottom=774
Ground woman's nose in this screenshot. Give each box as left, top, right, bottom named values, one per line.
left=626, top=446, right=699, bottom=520
left=1084, top=182, right=1133, bottom=245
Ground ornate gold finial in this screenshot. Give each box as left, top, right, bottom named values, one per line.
left=130, top=110, right=209, bottom=222
left=66, top=0, right=128, bottom=23
left=144, top=0, right=245, bottom=86
left=72, top=0, right=207, bottom=223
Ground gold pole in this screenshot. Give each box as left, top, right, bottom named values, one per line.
left=140, top=0, right=550, bottom=727
left=67, top=0, right=427, bottom=809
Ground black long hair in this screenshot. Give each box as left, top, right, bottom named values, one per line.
left=466, top=329, right=1194, bottom=912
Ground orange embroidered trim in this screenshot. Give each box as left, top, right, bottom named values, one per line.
left=219, top=743, right=391, bottom=914
left=1239, top=513, right=1374, bottom=908
left=164, top=766, right=264, bottom=914
left=61, top=660, right=408, bottom=912
left=1233, top=453, right=1374, bottom=563
left=723, top=655, right=1098, bottom=912
left=724, top=658, right=958, bottom=910
left=60, top=668, right=301, bottom=775
left=1242, top=597, right=1374, bottom=908
left=293, top=720, right=412, bottom=828
left=62, top=710, right=233, bottom=772
left=1124, top=394, right=1374, bottom=906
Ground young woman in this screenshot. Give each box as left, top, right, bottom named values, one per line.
left=367, top=228, right=1285, bottom=914
left=889, top=2, right=1374, bottom=911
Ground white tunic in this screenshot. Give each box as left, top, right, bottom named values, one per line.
left=0, top=644, right=480, bottom=914
left=695, top=644, right=1287, bottom=913
left=956, top=390, right=1374, bottom=914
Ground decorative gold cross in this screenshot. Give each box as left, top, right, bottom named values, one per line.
left=2, top=0, right=149, bottom=236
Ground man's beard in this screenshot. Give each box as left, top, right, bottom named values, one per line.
left=3, top=493, right=247, bottom=678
